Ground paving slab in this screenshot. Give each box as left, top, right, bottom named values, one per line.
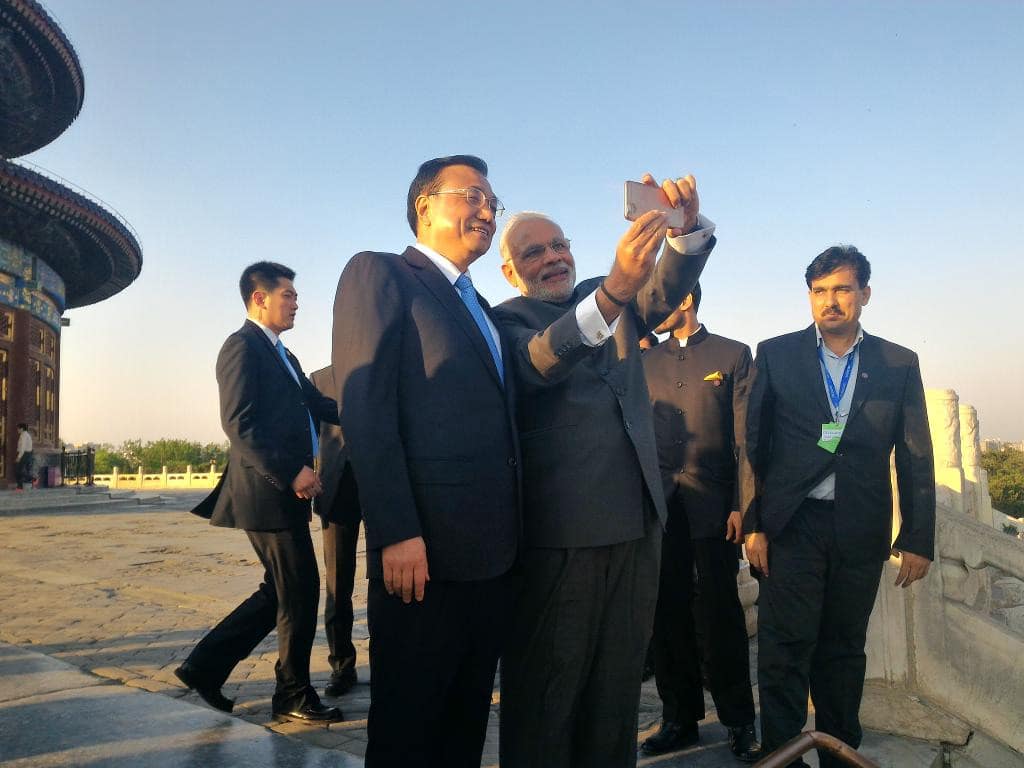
left=0, top=490, right=975, bottom=767
left=0, top=642, right=362, bottom=767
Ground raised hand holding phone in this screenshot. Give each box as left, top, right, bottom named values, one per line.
left=624, top=173, right=699, bottom=236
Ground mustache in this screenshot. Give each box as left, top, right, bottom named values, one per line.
left=540, top=262, right=571, bottom=279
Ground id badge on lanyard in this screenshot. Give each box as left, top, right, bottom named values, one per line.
left=816, top=346, right=856, bottom=454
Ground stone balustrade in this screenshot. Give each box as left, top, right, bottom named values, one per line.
left=94, top=465, right=222, bottom=490
left=863, top=388, right=1024, bottom=757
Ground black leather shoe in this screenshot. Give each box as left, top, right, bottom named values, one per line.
left=640, top=720, right=699, bottom=755
left=174, top=663, right=234, bottom=713
left=273, top=701, right=343, bottom=722
left=324, top=666, right=357, bottom=697
left=728, top=724, right=763, bottom=763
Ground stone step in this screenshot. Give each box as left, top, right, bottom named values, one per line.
left=0, top=487, right=127, bottom=503
left=0, top=497, right=141, bottom=516
left=0, top=487, right=168, bottom=515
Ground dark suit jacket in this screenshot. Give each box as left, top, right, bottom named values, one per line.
left=492, top=237, right=713, bottom=549
left=745, top=325, right=935, bottom=561
left=310, top=365, right=360, bottom=526
left=193, top=320, right=339, bottom=531
left=331, top=247, right=520, bottom=582
left=643, top=326, right=754, bottom=539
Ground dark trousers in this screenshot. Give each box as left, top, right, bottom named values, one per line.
left=322, top=481, right=361, bottom=679
left=185, top=526, right=320, bottom=711
left=757, top=499, right=884, bottom=768
left=499, top=515, right=661, bottom=768
left=365, top=571, right=515, bottom=768
left=651, top=518, right=755, bottom=727
left=16, top=452, right=32, bottom=488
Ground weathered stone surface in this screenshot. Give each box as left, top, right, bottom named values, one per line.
left=1, top=489, right=1005, bottom=767
left=866, top=393, right=1024, bottom=758
left=0, top=637, right=366, bottom=764
left=859, top=683, right=971, bottom=744
left=990, top=575, right=1024, bottom=609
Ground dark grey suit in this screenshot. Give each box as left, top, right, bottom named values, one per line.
left=493, top=236, right=713, bottom=768
left=746, top=325, right=935, bottom=765
left=643, top=327, right=756, bottom=729
left=310, top=366, right=361, bottom=686
left=187, top=319, right=338, bottom=712
left=331, top=247, right=520, bottom=768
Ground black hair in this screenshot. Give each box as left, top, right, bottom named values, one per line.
left=690, top=281, right=702, bottom=312
left=239, top=261, right=295, bottom=307
left=805, top=245, right=871, bottom=288
left=406, top=155, right=489, bottom=234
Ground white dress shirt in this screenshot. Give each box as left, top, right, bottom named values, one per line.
left=807, top=324, right=865, bottom=501
left=576, top=214, right=716, bottom=346
left=414, top=243, right=504, bottom=363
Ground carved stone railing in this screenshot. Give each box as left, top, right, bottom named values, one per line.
left=93, top=464, right=222, bottom=490
left=863, top=389, right=1024, bottom=757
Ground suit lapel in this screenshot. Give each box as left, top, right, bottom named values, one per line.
left=845, top=332, right=876, bottom=425
left=244, top=320, right=300, bottom=388
left=798, top=324, right=835, bottom=423
left=402, top=247, right=503, bottom=388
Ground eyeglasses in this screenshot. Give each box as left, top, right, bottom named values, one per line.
left=429, top=188, right=505, bottom=217
left=520, top=238, right=572, bottom=261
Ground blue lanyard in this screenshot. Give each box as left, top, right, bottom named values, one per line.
left=818, top=344, right=856, bottom=414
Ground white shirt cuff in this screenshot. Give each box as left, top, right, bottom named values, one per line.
left=666, top=213, right=715, bottom=254
left=576, top=289, right=619, bottom=346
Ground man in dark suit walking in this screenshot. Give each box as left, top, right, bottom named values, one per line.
left=331, top=155, right=519, bottom=768
left=309, top=365, right=362, bottom=700
left=493, top=174, right=714, bottom=768
left=176, top=261, right=342, bottom=723
left=640, top=283, right=761, bottom=762
left=744, top=246, right=935, bottom=766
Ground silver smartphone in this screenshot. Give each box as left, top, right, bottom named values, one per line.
left=623, top=180, right=690, bottom=229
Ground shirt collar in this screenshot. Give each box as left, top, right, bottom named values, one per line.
left=675, top=324, right=703, bottom=348
left=248, top=318, right=280, bottom=347
left=815, top=323, right=864, bottom=358
left=414, top=242, right=468, bottom=286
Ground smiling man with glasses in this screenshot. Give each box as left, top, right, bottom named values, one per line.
left=331, top=155, right=519, bottom=768
left=493, top=174, right=717, bottom=767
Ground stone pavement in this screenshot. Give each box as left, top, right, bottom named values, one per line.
left=0, top=489, right=942, bottom=767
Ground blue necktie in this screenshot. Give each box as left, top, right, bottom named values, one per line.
left=275, top=340, right=319, bottom=458
left=454, top=272, right=504, bottom=385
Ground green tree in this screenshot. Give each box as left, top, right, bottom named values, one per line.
left=139, top=439, right=202, bottom=472
left=199, top=441, right=230, bottom=469
left=93, top=444, right=131, bottom=474
left=86, top=438, right=229, bottom=473
left=981, top=448, right=1024, bottom=518
left=119, top=438, right=144, bottom=471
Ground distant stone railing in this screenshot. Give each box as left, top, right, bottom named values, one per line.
left=863, top=388, right=1024, bottom=757
left=93, top=464, right=223, bottom=490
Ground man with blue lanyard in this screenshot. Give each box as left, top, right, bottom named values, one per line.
left=743, top=246, right=935, bottom=767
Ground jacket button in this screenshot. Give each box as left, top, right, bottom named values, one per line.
left=616, top=386, right=626, bottom=395
left=507, top=456, right=517, bottom=467
left=675, top=409, right=683, bottom=415
left=624, top=420, right=632, bottom=430
left=676, top=381, right=684, bottom=388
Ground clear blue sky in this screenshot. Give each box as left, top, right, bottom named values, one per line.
left=28, top=0, right=1023, bottom=445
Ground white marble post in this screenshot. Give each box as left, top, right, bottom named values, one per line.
left=925, top=388, right=965, bottom=514
left=959, top=404, right=994, bottom=527
left=959, top=404, right=980, bottom=520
